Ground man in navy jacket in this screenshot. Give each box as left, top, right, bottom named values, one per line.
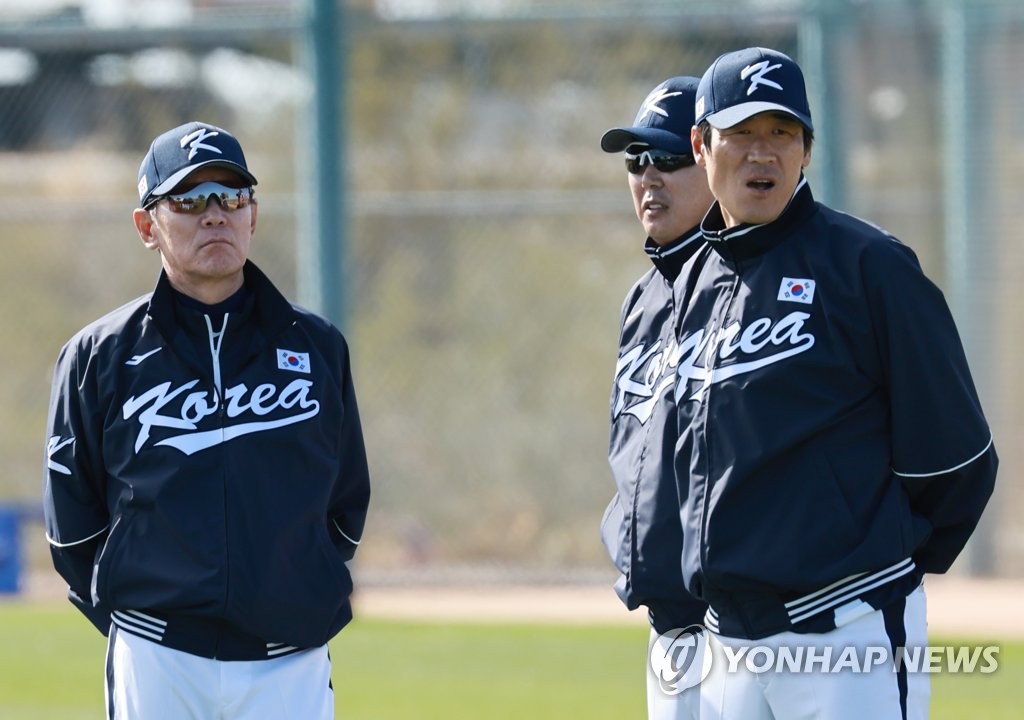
left=600, top=76, right=715, bottom=719
left=44, top=121, right=370, bottom=719
left=674, top=47, right=996, bottom=719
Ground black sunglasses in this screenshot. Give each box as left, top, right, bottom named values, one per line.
left=624, top=148, right=696, bottom=174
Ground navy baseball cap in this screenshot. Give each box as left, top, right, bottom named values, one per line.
left=137, top=121, right=258, bottom=207
left=695, top=47, right=813, bottom=131
left=600, top=76, right=700, bottom=155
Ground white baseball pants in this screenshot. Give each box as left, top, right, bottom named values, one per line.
left=648, top=626, right=703, bottom=719
left=699, top=584, right=929, bottom=720
left=104, top=626, right=334, bottom=719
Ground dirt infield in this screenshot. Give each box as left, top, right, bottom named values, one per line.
left=352, top=575, right=1024, bottom=639
left=21, top=572, right=1024, bottom=639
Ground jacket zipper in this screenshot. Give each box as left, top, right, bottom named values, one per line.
left=203, top=313, right=229, bottom=409
left=698, top=264, right=742, bottom=574
left=628, top=283, right=673, bottom=591
left=204, top=312, right=231, bottom=642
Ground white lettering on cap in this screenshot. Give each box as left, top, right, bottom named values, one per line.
left=741, top=61, right=783, bottom=95
left=180, top=128, right=223, bottom=160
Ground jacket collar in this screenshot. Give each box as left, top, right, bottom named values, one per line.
left=700, top=176, right=817, bottom=262
left=644, top=226, right=704, bottom=282
left=147, top=260, right=296, bottom=345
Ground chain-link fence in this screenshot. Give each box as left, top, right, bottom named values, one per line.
left=1, top=0, right=1021, bottom=589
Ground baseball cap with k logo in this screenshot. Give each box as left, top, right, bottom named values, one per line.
left=600, top=76, right=701, bottom=155
left=695, top=47, right=813, bottom=132
left=137, top=121, right=258, bottom=207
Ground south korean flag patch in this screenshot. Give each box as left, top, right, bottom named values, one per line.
left=277, top=348, right=311, bottom=374
left=777, top=277, right=816, bottom=304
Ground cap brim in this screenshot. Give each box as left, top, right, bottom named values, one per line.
left=600, top=127, right=692, bottom=154
left=705, top=101, right=813, bottom=131
left=151, top=159, right=258, bottom=197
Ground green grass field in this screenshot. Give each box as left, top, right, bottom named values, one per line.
left=0, top=602, right=1020, bottom=718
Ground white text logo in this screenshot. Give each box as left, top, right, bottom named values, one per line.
left=674, top=311, right=815, bottom=402
left=47, top=435, right=75, bottom=475
left=716, top=643, right=1000, bottom=676
left=180, top=128, right=222, bottom=160
left=741, top=61, right=783, bottom=95
left=125, top=348, right=163, bottom=366
left=613, top=337, right=682, bottom=424
left=651, top=626, right=1000, bottom=693
left=637, top=88, right=683, bottom=124
left=122, top=378, right=320, bottom=455
left=650, top=626, right=713, bottom=695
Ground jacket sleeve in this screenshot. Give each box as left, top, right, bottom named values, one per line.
left=862, top=238, right=997, bottom=573
left=43, top=340, right=112, bottom=635
left=327, top=336, right=371, bottom=564
left=602, top=278, right=646, bottom=572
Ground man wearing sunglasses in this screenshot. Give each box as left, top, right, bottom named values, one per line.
left=44, top=121, right=370, bottom=719
left=674, top=48, right=996, bottom=719
left=599, top=76, right=715, bottom=720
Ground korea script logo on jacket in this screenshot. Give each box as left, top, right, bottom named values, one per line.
left=122, top=377, right=321, bottom=456
left=613, top=337, right=681, bottom=425
left=674, top=310, right=816, bottom=403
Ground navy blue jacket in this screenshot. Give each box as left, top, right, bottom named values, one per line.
left=673, top=179, right=996, bottom=639
left=44, top=261, right=370, bottom=660
left=602, top=230, right=708, bottom=634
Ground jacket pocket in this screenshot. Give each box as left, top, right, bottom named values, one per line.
left=600, top=494, right=628, bottom=573
left=329, top=516, right=361, bottom=563
left=230, top=523, right=351, bottom=648
left=816, top=452, right=862, bottom=541
left=92, top=513, right=131, bottom=607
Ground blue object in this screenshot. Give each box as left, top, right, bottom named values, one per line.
left=0, top=509, right=22, bottom=593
